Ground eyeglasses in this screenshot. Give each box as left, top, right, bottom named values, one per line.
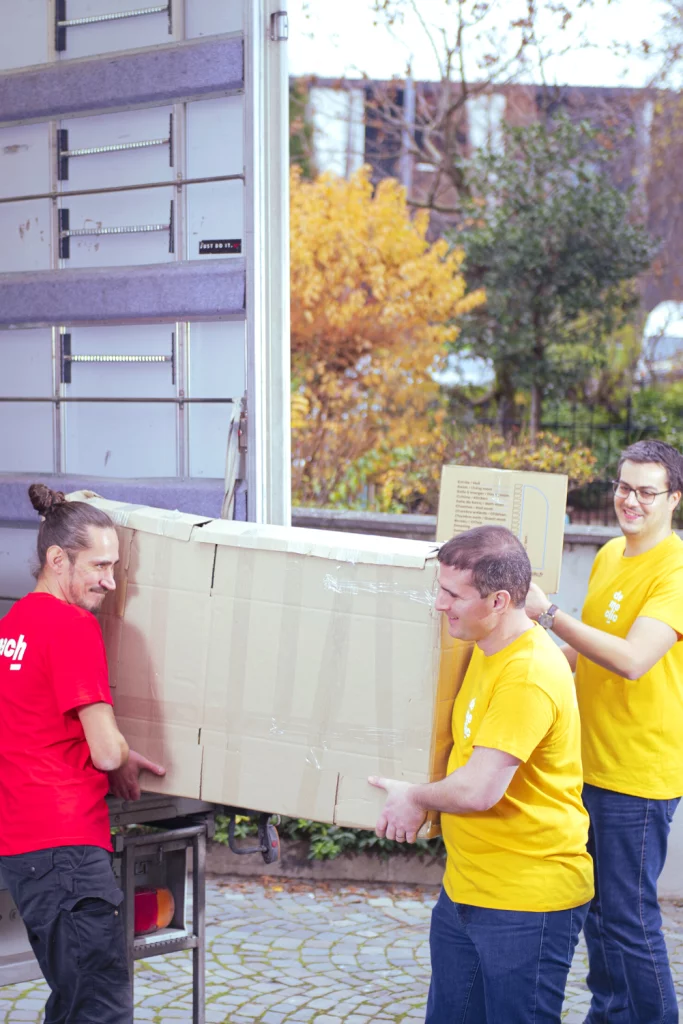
left=612, top=480, right=671, bottom=506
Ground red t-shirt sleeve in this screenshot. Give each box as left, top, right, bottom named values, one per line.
left=47, top=609, right=113, bottom=715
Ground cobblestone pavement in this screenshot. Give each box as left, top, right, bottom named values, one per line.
left=2, top=877, right=683, bottom=1022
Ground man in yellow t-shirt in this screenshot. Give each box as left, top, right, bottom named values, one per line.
left=370, top=525, right=593, bottom=1023
left=527, top=439, right=683, bottom=1024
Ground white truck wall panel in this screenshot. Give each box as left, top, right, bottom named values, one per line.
left=64, top=403, right=178, bottom=476
left=63, top=324, right=177, bottom=477
left=0, top=405, right=53, bottom=472
left=186, top=95, right=244, bottom=178
left=59, top=187, right=176, bottom=268
left=0, top=124, right=52, bottom=199
left=57, top=0, right=245, bottom=58
left=0, top=0, right=244, bottom=72
left=0, top=201, right=52, bottom=273
left=57, top=1, right=173, bottom=60
left=58, top=107, right=174, bottom=191
left=186, top=0, right=243, bottom=38
left=189, top=321, right=245, bottom=397
left=0, top=330, right=54, bottom=473
left=0, top=330, right=53, bottom=397
left=0, top=260, right=246, bottom=326
left=65, top=324, right=176, bottom=396
left=189, top=403, right=238, bottom=478
left=188, top=320, right=245, bottom=478
left=0, top=527, right=39, bottom=603
left=0, top=1, right=49, bottom=72
left=186, top=181, right=243, bottom=260
left=0, top=36, right=243, bottom=127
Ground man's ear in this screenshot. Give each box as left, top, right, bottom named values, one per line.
left=670, top=490, right=682, bottom=512
left=492, top=590, right=512, bottom=613
left=45, top=545, right=66, bottom=575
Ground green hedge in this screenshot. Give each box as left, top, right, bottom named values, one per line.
left=214, top=815, right=446, bottom=862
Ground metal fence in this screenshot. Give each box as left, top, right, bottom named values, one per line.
left=487, top=399, right=657, bottom=468
left=477, top=399, right=683, bottom=527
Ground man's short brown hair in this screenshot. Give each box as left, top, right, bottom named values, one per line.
left=438, top=525, right=532, bottom=608
left=617, top=440, right=683, bottom=494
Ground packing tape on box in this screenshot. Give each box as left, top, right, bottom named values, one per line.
left=196, top=520, right=437, bottom=568
left=209, top=551, right=410, bottom=814
left=322, top=574, right=436, bottom=607
left=272, top=549, right=307, bottom=728
left=300, top=561, right=404, bottom=771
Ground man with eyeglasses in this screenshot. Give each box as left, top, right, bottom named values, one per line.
left=526, top=439, right=683, bottom=1024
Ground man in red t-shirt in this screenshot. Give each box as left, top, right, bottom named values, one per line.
left=0, top=484, right=165, bottom=1024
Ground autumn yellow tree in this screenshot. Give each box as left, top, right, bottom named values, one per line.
left=290, top=165, right=485, bottom=510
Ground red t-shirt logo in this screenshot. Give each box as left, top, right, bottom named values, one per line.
left=0, top=634, right=27, bottom=670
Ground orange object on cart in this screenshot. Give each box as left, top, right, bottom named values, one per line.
left=134, top=887, right=175, bottom=935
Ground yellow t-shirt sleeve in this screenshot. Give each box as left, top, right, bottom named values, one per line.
left=638, top=566, right=683, bottom=637
left=475, top=680, right=557, bottom=763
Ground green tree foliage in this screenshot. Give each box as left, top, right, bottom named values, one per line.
left=633, top=381, right=683, bottom=449
left=453, top=116, right=655, bottom=435
left=290, top=79, right=316, bottom=178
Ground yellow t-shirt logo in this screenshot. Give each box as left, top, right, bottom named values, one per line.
left=464, top=698, right=476, bottom=739
left=604, top=590, right=623, bottom=624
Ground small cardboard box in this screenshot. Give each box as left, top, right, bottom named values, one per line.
left=436, top=466, right=568, bottom=593
left=91, top=499, right=473, bottom=834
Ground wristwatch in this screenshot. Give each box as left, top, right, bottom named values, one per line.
left=538, top=604, right=559, bottom=631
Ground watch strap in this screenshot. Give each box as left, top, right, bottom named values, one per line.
left=539, top=603, right=559, bottom=630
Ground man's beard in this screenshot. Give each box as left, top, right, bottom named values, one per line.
left=68, top=567, right=107, bottom=610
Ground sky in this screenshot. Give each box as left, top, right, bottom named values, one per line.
left=287, top=0, right=665, bottom=89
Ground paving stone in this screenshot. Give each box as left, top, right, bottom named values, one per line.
left=205, top=1010, right=230, bottom=1024
left=3, top=878, right=683, bottom=1023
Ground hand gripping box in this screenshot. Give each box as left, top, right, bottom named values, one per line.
left=88, top=498, right=472, bottom=834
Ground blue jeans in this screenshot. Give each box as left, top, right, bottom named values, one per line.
left=426, top=887, right=589, bottom=1023
left=583, top=783, right=680, bottom=1023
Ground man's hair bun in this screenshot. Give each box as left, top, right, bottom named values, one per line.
left=28, top=484, right=67, bottom=518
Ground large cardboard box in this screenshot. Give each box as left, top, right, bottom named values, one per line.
left=436, top=466, right=568, bottom=592
left=90, top=499, right=472, bottom=834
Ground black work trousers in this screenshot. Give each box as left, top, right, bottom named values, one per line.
left=0, top=844, right=132, bottom=1024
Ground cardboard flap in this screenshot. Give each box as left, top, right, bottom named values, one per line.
left=83, top=497, right=211, bottom=541
left=116, top=718, right=203, bottom=800
left=195, top=519, right=437, bottom=568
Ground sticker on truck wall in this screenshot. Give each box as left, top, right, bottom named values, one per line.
left=198, top=239, right=242, bottom=254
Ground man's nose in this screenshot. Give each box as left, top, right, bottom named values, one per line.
left=101, top=575, right=116, bottom=591
left=623, top=489, right=640, bottom=508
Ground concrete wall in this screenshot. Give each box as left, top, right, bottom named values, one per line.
left=3, top=508, right=682, bottom=896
